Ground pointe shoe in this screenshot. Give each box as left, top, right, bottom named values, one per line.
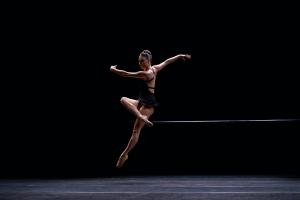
left=116, top=154, right=128, bottom=168
left=140, top=115, right=153, bottom=127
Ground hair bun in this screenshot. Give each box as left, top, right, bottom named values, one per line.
left=143, top=50, right=151, bottom=55
left=140, top=50, right=152, bottom=62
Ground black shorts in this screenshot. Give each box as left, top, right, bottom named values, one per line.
left=138, top=93, right=159, bottom=107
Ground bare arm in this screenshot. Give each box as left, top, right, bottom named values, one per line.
left=110, top=65, right=149, bottom=80
left=153, top=54, right=191, bottom=72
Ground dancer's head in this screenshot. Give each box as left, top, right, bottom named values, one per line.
left=139, top=50, right=152, bottom=70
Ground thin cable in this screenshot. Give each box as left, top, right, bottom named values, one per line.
left=151, top=119, right=300, bottom=123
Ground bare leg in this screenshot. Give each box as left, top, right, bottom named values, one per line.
left=120, top=97, right=153, bottom=127
left=116, top=106, right=154, bottom=168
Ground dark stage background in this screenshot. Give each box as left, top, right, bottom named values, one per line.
left=2, top=13, right=300, bottom=178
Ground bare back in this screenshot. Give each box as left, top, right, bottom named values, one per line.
left=145, top=67, right=157, bottom=93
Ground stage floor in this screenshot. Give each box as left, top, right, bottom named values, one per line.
left=1, top=176, right=300, bottom=200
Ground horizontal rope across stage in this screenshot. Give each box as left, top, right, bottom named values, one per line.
left=151, top=119, right=300, bottom=123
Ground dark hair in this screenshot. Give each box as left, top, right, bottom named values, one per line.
left=140, top=50, right=152, bottom=63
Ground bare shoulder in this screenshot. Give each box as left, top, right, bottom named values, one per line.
left=134, top=70, right=153, bottom=81
left=150, top=66, right=159, bottom=74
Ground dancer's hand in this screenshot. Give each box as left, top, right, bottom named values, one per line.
left=110, top=65, right=127, bottom=77
left=181, top=54, right=191, bottom=61
left=110, top=65, right=117, bottom=72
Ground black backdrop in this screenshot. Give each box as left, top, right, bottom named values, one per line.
left=2, top=8, right=300, bottom=178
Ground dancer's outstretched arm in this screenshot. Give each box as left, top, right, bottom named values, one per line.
left=153, top=54, right=191, bottom=72
left=110, top=65, right=152, bottom=80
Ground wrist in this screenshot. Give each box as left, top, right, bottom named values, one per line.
left=179, top=54, right=185, bottom=59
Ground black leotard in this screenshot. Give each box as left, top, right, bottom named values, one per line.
left=138, top=69, right=159, bottom=107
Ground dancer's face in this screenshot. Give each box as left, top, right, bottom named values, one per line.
left=138, top=55, right=150, bottom=70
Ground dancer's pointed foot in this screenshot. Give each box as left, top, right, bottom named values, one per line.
left=140, top=115, right=153, bottom=127
left=116, top=154, right=128, bottom=168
